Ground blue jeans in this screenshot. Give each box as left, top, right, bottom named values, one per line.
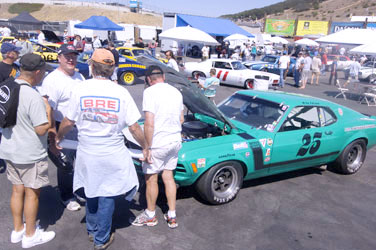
left=294, top=69, right=301, bottom=87
left=86, top=196, right=116, bottom=246
left=151, top=48, right=156, bottom=57
left=279, top=68, right=286, bottom=87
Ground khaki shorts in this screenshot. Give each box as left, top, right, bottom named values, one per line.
left=312, top=70, right=320, bottom=76
left=302, top=70, right=311, bottom=81
left=142, top=142, right=181, bottom=174
left=6, top=158, right=49, bottom=189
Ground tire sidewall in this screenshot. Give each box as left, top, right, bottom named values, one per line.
left=196, top=161, right=243, bottom=205
left=338, top=139, right=366, bottom=174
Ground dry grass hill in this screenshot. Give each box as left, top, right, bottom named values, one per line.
left=0, top=2, right=162, bottom=26
left=228, top=0, right=376, bottom=24
left=270, top=0, right=376, bottom=22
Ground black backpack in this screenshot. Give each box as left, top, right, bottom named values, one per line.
left=0, top=78, right=28, bottom=128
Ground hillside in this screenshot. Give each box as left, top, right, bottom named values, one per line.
left=223, top=0, right=376, bottom=22
left=0, top=2, right=162, bottom=26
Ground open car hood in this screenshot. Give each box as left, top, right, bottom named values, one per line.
left=41, top=30, right=61, bottom=43
left=137, top=56, right=236, bottom=130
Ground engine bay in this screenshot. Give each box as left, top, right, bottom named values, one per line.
left=181, top=119, right=224, bottom=142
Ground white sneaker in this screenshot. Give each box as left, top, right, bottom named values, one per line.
left=21, top=228, right=55, bottom=249
left=11, top=224, right=25, bottom=243
left=62, top=198, right=81, bottom=211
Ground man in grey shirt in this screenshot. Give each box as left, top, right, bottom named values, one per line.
left=0, top=54, right=55, bottom=248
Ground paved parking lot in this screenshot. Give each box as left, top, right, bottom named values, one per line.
left=1, top=70, right=376, bottom=250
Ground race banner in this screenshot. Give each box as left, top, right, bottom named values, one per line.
left=330, top=22, right=364, bottom=33
left=264, top=19, right=295, bottom=36
left=296, top=20, right=329, bottom=36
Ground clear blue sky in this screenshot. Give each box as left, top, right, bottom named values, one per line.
left=80, top=0, right=283, bottom=17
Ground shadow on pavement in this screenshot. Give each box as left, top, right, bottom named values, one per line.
left=37, top=185, right=65, bottom=230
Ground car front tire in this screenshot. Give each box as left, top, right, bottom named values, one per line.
left=119, top=71, right=136, bottom=85
left=195, top=161, right=243, bottom=205
left=334, top=139, right=367, bottom=174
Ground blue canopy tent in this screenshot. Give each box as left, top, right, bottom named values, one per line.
left=74, top=16, right=123, bottom=31
left=176, top=14, right=254, bottom=38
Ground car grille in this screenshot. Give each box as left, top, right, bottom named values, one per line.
left=176, top=164, right=187, bottom=173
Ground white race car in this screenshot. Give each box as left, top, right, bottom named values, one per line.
left=358, top=61, right=376, bottom=82
left=183, top=59, right=280, bottom=90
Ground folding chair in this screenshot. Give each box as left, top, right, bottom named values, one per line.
left=359, top=87, right=376, bottom=106
left=334, top=79, right=349, bottom=100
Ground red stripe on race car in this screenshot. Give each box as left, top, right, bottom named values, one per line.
left=217, top=70, right=222, bottom=79
left=222, top=71, right=229, bottom=81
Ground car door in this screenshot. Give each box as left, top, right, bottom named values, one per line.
left=268, top=105, right=340, bottom=175
left=213, top=61, right=239, bottom=86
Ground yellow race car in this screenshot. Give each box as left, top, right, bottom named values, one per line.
left=33, top=43, right=60, bottom=62
left=116, top=47, right=168, bottom=64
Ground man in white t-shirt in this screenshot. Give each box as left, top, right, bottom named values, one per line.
left=132, top=65, right=184, bottom=229
left=300, top=52, right=312, bottom=89
left=37, top=30, right=45, bottom=44
left=278, top=51, right=290, bottom=88
left=201, top=45, right=210, bottom=61
left=56, top=49, right=147, bottom=249
left=38, top=44, right=84, bottom=211
left=2, top=26, right=11, bottom=36
left=92, top=35, right=102, bottom=49
left=344, top=57, right=361, bottom=89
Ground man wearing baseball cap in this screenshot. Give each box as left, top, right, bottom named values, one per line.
left=0, top=43, right=21, bottom=82
left=0, top=53, right=55, bottom=248
left=56, top=48, right=148, bottom=249
left=132, top=64, right=184, bottom=229
left=37, top=44, right=84, bottom=212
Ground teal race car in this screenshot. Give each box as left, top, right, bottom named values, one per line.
left=127, top=57, right=376, bottom=205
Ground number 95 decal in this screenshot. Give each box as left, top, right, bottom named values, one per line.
left=297, top=132, right=322, bottom=156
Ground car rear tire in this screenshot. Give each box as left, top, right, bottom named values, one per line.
left=195, top=161, right=243, bottom=205
left=192, top=71, right=206, bottom=79
left=244, top=79, right=254, bottom=89
left=119, top=71, right=136, bottom=85
left=334, top=139, right=366, bottom=174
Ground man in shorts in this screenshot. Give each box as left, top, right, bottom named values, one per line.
left=300, top=52, right=312, bottom=89
left=132, top=65, right=184, bottom=229
left=311, top=54, right=322, bottom=85
left=0, top=54, right=55, bottom=248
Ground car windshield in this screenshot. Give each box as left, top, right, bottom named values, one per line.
left=132, top=49, right=151, bottom=56
left=262, top=56, right=277, bottom=63
left=363, top=61, right=376, bottom=68
left=231, top=61, right=247, bottom=70
left=218, top=93, right=286, bottom=131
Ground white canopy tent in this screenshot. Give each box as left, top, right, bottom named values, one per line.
left=270, top=36, right=289, bottom=44
left=316, top=29, right=376, bottom=45
left=295, top=38, right=319, bottom=47
left=350, top=43, right=376, bottom=56
left=159, top=26, right=219, bottom=45
left=224, top=33, right=253, bottom=48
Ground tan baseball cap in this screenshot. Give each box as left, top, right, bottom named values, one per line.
left=91, top=49, right=114, bottom=65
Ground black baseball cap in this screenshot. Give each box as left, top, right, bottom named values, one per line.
left=145, top=65, right=164, bottom=77
left=19, top=53, right=46, bottom=71
left=58, top=44, right=79, bottom=55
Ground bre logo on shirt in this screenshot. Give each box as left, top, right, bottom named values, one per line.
left=80, top=96, right=120, bottom=112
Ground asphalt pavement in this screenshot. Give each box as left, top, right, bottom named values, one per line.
left=1, top=68, right=376, bottom=250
